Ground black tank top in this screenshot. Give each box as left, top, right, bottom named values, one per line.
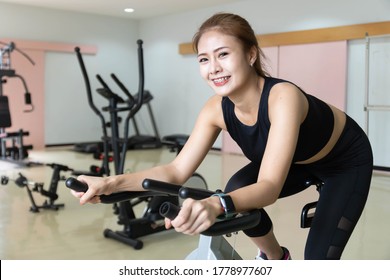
left=222, top=76, right=334, bottom=163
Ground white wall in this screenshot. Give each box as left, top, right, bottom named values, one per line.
left=1, top=0, right=390, bottom=148
left=0, top=3, right=140, bottom=145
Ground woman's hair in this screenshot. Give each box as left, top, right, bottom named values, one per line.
left=192, top=12, right=269, bottom=78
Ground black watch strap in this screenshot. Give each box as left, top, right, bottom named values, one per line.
left=212, top=193, right=236, bottom=219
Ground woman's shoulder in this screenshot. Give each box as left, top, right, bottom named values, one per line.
left=199, top=95, right=225, bottom=128
left=271, top=81, right=301, bottom=94
left=267, top=80, right=308, bottom=123
left=266, top=77, right=299, bottom=92
left=205, top=94, right=224, bottom=108
left=266, top=77, right=305, bottom=103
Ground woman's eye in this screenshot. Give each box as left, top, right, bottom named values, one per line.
left=219, top=52, right=228, bottom=58
left=198, top=57, right=208, bottom=63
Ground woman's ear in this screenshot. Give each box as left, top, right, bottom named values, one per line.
left=248, top=46, right=257, bottom=66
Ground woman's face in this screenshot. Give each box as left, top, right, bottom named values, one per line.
left=197, top=29, right=253, bottom=97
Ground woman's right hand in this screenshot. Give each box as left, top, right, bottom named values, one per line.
left=70, top=175, right=111, bottom=205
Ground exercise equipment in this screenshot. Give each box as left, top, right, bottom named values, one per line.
left=300, top=177, right=324, bottom=228
left=65, top=176, right=179, bottom=249
left=1, top=163, right=73, bottom=212
left=73, top=58, right=161, bottom=154
left=0, top=41, right=34, bottom=163
left=74, top=41, right=162, bottom=176
left=73, top=40, right=183, bottom=249
left=144, top=178, right=325, bottom=259
left=142, top=178, right=261, bottom=260
left=66, top=176, right=324, bottom=259
left=65, top=177, right=260, bottom=259
left=127, top=89, right=162, bottom=150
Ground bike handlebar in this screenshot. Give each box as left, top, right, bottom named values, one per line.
left=142, top=178, right=261, bottom=237
left=65, top=177, right=261, bottom=236
left=65, top=177, right=172, bottom=204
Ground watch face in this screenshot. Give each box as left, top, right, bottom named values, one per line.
left=220, top=194, right=235, bottom=217
left=212, top=193, right=236, bottom=218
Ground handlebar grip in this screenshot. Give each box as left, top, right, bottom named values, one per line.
left=179, top=186, right=216, bottom=200
left=65, top=177, right=88, bottom=192
left=202, top=210, right=261, bottom=236
left=159, top=201, right=180, bottom=220
left=65, top=177, right=147, bottom=204
left=142, top=179, right=182, bottom=195
left=24, top=92, right=32, bottom=105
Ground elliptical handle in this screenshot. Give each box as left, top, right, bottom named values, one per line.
left=110, top=73, right=135, bottom=103
left=118, top=39, right=146, bottom=174
left=96, top=74, right=113, bottom=92
left=74, top=47, right=107, bottom=132
left=129, top=39, right=145, bottom=118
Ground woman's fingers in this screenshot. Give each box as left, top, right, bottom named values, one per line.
left=171, top=199, right=214, bottom=235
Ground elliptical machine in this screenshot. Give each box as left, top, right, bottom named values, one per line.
left=73, top=40, right=177, bottom=249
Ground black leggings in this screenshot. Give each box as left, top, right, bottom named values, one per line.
left=225, top=116, right=373, bottom=259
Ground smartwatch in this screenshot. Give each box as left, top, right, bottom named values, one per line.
left=212, top=193, right=236, bottom=219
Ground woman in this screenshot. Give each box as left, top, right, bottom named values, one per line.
left=72, top=13, right=373, bottom=260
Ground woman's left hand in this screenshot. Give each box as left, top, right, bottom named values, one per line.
left=165, top=196, right=222, bottom=235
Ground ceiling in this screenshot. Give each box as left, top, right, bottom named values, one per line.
left=0, top=0, right=246, bottom=19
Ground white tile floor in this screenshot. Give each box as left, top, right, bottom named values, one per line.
left=0, top=146, right=389, bottom=260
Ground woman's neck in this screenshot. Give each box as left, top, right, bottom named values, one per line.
left=231, top=76, right=264, bottom=126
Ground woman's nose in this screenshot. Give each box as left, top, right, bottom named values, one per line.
left=209, top=60, right=222, bottom=74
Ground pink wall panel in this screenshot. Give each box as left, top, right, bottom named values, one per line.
left=262, top=46, right=280, bottom=77
left=278, top=41, right=347, bottom=110
left=221, top=41, right=348, bottom=155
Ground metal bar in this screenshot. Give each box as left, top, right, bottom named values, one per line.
left=365, top=105, right=390, bottom=111
left=365, top=34, right=390, bottom=40
left=374, top=165, right=390, bottom=172
left=364, top=33, right=390, bottom=171
left=364, top=34, right=370, bottom=134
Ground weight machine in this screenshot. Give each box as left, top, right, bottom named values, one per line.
left=0, top=41, right=34, bottom=163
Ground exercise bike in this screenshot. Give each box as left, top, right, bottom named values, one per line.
left=65, top=177, right=261, bottom=259
left=141, top=177, right=323, bottom=259
left=66, top=175, right=323, bottom=259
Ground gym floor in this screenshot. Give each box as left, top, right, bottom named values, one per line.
left=0, top=146, right=389, bottom=260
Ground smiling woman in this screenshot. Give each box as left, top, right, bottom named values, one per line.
left=69, top=12, right=373, bottom=260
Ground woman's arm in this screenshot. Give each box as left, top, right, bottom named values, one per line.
left=228, top=82, right=308, bottom=212
left=168, top=84, right=309, bottom=235
left=74, top=95, right=223, bottom=205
